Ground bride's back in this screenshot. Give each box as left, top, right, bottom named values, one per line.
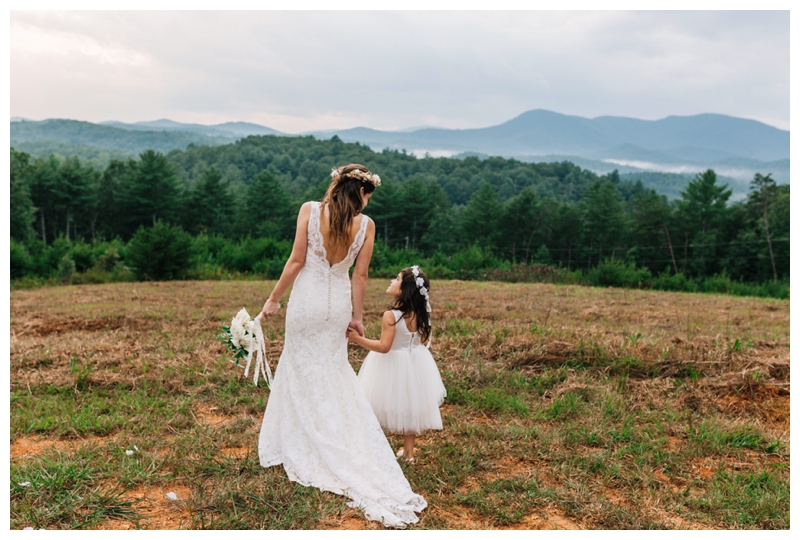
left=318, top=203, right=366, bottom=266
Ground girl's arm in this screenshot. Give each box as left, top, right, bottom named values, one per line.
left=348, top=217, right=375, bottom=336
left=259, top=202, right=311, bottom=319
left=347, top=310, right=396, bottom=354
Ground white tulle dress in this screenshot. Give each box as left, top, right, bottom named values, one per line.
left=358, top=310, right=446, bottom=435
left=258, top=202, right=427, bottom=527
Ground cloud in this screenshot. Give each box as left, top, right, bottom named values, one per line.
left=10, top=10, right=789, bottom=132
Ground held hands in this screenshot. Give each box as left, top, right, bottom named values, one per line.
left=347, top=328, right=362, bottom=346
left=347, top=319, right=365, bottom=337
left=347, top=319, right=364, bottom=346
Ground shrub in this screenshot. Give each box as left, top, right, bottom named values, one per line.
left=37, top=237, right=71, bottom=277
left=94, top=244, right=123, bottom=272
left=189, top=233, right=229, bottom=267
left=451, top=246, right=505, bottom=279
left=10, top=239, right=32, bottom=279
left=586, top=258, right=652, bottom=288
left=126, top=222, right=192, bottom=280
left=484, top=263, right=571, bottom=284
left=700, top=270, right=733, bottom=294
left=216, top=237, right=291, bottom=274
left=56, top=254, right=76, bottom=284
left=68, top=240, right=96, bottom=273
left=653, top=270, right=697, bottom=292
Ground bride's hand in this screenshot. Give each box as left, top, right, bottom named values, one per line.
left=347, top=328, right=361, bottom=344
left=260, top=298, right=281, bottom=319
left=347, top=319, right=365, bottom=338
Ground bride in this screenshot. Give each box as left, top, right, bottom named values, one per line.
left=257, top=164, right=427, bottom=527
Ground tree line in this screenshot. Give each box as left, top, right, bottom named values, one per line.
left=9, top=133, right=789, bottom=295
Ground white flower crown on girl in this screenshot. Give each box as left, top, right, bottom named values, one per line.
left=411, top=265, right=431, bottom=313
left=330, top=167, right=382, bottom=187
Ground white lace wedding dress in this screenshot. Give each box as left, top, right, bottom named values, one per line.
left=258, top=202, right=427, bottom=527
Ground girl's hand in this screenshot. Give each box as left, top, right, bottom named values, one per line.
left=260, top=298, right=281, bottom=319
left=347, top=319, right=365, bottom=337
left=347, top=328, right=362, bottom=344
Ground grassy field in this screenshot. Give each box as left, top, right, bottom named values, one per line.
left=9, top=280, right=789, bottom=530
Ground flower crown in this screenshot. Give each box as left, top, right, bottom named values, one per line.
left=411, top=265, right=431, bottom=313
left=330, top=167, right=382, bottom=187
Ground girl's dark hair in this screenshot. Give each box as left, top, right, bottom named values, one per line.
left=391, top=267, right=431, bottom=342
left=321, top=163, right=377, bottom=253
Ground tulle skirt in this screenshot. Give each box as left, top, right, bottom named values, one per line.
left=357, top=346, right=446, bottom=435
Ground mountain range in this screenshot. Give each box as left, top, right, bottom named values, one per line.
left=11, top=109, right=789, bottom=183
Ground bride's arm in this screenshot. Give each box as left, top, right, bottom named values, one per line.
left=259, top=202, right=311, bottom=319
left=349, top=218, right=375, bottom=335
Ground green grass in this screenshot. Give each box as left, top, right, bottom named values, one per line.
left=10, top=280, right=790, bottom=529
left=11, top=450, right=141, bottom=529
left=457, top=476, right=544, bottom=526
left=685, top=470, right=789, bottom=528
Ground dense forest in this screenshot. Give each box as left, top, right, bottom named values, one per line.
left=9, top=134, right=789, bottom=297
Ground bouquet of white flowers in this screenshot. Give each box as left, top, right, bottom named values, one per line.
left=219, top=308, right=272, bottom=386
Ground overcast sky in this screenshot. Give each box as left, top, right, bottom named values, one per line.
left=9, top=10, right=790, bottom=132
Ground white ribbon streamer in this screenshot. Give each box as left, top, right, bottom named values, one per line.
left=243, top=314, right=273, bottom=387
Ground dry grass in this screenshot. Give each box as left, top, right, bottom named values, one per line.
left=10, top=280, right=789, bottom=529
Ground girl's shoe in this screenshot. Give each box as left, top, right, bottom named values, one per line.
left=396, top=448, right=414, bottom=463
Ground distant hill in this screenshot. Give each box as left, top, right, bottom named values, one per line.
left=11, top=110, right=789, bottom=186
left=100, top=119, right=284, bottom=138
left=11, top=119, right=237, bottom=155
left=309, top=110, right=789, bottom=184
left=312, top=110, right=788, bottom=162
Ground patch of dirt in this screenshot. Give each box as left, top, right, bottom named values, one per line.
left=196, top=405, right=235, bottom=427
left=316, top=511, right=382, bottom=530
left=713, top=383, right=790, bottom=430
left=433, top=503, right=493, bottom=529
left=507, top=508, right=581, bottom=530
left=647, top=506, right=711, bottom=530
left=13, top=316, right=154, bottom=337
left=484, top=455, right=537, bottom=481
left=11, top=435, right=115, bottom=459
left=602, top=488, right=628, bottom=506
left=689, top=457, right=721, bottom=481
left=653, top=469, right=684, bottom=492
left=220, top=446, right=251, bottom=459
left=118, top=485, right=194, bottom=530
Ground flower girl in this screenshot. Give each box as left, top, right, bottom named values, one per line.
left=347, top=266, right=446, bottom=462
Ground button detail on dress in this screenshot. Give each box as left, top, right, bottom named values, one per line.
left=326, top=271, right=332, bottom=321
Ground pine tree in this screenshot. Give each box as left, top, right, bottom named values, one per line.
left=552, top=204, right=583, bottom=269
left=398, top=177, right=448, bottom=251
left=674, top=169, right=732, bottom=276
left=184, top=167, right=235, bottom=236
left=96, top=158, right=137, bottom=240
left=29, top=155, right=61, bottom=245
left=244, top=170, right=293, bottom=239
left=10, top=148, right=36, bottom=242
left=627, top=188, right=672, bottom=272
left=461, top=183, right=503, bottom=251
left=581, top=181, right=625, bottom=265
left=365, top=178, right=404, bottom=247
left=53, top=156, right=99, bottom=242
left=676, top=169, right=731, bottom=235
left=118, top=150, right=181, bottom=238
left=502, top=187, right=542, bottom=263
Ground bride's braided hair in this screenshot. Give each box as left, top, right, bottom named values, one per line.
left=390, top=267, right=431, bottom=343
left=322, top=164, right=377, bottom=253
